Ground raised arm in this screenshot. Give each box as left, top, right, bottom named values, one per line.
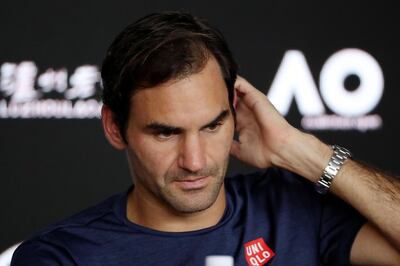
left=230, top=76, right=400, bottom=265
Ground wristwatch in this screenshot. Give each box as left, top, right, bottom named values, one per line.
left=315, top=145, right=352, bottom=194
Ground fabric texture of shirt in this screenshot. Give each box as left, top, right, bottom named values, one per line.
left=11, top=168, right=365, bottom=265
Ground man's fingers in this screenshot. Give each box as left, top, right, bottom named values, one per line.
left=235, top=76, right=287, bottom=128
left=235, top=77, right=261, bottom=100
left=235, top=76, right=270, bottom=113
left=234, top=77, right=274, bottom=131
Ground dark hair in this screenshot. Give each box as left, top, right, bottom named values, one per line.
left=101, top=11, right=238, bottom=142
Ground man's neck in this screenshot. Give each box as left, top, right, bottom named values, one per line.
left=126, top=186, right=227, bottom=232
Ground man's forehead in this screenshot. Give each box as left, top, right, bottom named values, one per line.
left=141, top=100, right=230, bottom=129
left=129, top=58, right=230, bottom=126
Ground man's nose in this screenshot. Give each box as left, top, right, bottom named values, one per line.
left=178, top=133, right=206, bottom=173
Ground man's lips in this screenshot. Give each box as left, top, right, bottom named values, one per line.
left=173, top=176, right=210, bottom=190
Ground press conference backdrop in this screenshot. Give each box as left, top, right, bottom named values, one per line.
left=1, top=0, right=399, bottom=261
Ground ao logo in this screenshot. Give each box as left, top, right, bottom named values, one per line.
left=267, top=48, right=384, bottom=117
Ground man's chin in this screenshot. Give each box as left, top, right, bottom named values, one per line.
left=163, top=184, right=222, bottom=214
left=169, top=199, right=216, bottom=214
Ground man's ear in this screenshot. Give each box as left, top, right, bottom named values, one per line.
left=233, top=86, right=238, bottom=110
left=101, top=105, right=126, bottom=150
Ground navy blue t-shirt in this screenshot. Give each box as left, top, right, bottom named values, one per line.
left=11, top=168, right=365, bottom=265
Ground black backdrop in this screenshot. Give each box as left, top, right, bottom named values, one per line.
left=1, top=0, right=399, bottom=254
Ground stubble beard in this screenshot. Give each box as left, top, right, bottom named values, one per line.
left=160, top=159, right=229, bottom=214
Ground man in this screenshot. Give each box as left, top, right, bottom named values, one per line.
left=12, top=11, right=400, bottom=265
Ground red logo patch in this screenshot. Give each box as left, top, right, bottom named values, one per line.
left=244, top=237, right=275, bottom=266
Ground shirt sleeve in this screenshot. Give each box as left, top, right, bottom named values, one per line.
left=11, top=238, right=76, bottom=266
left=318, top=193, right=366, bottom=266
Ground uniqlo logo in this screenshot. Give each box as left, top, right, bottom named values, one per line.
left=244, top=237, right=275, bottom=266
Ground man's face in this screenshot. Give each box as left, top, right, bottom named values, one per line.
left=125, top=57, right=235, bottom=214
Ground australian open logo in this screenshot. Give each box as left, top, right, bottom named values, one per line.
left=267, top=48, right=384, bottom=132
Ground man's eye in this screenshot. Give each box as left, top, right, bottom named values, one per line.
left=206, top=122, right=223, bottom=132
left=156, top=132, right=174, bottom=139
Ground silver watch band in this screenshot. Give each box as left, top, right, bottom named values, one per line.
left=315, top=145, right=352, bottom=194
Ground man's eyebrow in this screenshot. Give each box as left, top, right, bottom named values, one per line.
left=201, top=109, right=230, bottom=129
left=145, top=123, right=183, bottom=134
left=144, top=109, right=230, bottom=133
